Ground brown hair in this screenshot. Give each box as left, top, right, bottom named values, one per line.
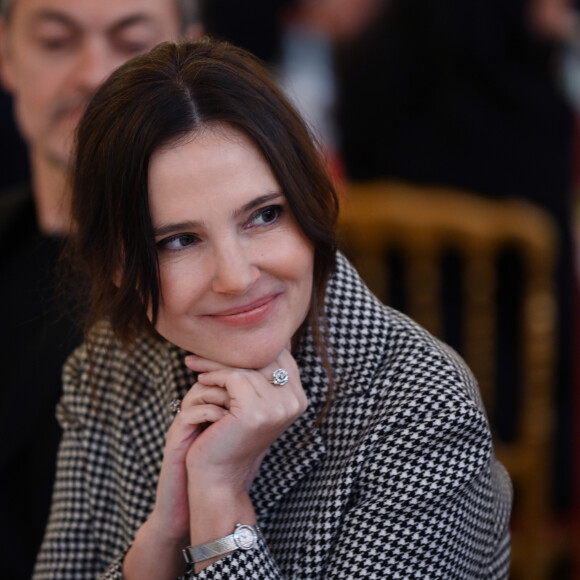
left=71, top=38, right=339, bottom=420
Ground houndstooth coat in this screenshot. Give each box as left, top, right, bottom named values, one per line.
left=34, top=253, right=512, bottom=579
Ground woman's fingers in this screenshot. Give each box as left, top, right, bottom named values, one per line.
left=176, top=403, right=229, bottom=426
left=149, top=401, right=229, bottom=541
left=183, top=381, right=231, bottom=410
left=193, top=365, right=307, bottom=435
left=190, top=347, right=307, bottom=416
left=185, top=354, right=230, bottom=374
left=181, top=349, right=308, bottom=491
left=259, top=350, right=308, bottom=410
left=195, top=368, right=260, bottom=394
left=165, top=403, right=229, bottom=454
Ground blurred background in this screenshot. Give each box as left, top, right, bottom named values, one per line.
left=2, top=0, right=580, bottom=578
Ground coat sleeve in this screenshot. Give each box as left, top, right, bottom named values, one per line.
left=322, top=401, right=512, bottom=579
left=32, top=346, right=129, bottom=580
left=32, top=401, right=124, bottom=579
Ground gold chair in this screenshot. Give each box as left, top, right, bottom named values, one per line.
left=338, top=179, right=559, bottom=580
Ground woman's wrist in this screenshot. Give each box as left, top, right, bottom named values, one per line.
left=147, top=509, right=191, bottom=545
left=188, top=480, right=256, bottom=548
left=187, top=501, right=258, bottom=573
left=185, top=522, right=261, bottom=573
left=123, top=518, right=189, bottom=580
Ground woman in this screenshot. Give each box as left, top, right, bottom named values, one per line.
left=34, top=39, right=512, bottom=579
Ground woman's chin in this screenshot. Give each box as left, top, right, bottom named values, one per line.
left=195, top=343, right=290, bottom=371
left=222, top=352, right=284, bottom=371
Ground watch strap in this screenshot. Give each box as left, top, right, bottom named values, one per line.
left=183, top=523, right=259, bottom=564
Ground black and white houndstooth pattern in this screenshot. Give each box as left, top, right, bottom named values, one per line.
left=33, top=253, right=512, bottom=579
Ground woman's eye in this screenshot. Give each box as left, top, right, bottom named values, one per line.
left=157, top=233, right=197, bottom=251
left=250, top=205, right=282, bottom=227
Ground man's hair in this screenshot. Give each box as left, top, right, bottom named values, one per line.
left=1, top=0, right=199, bottom=29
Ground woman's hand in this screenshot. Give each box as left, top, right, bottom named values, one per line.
left=123, top=380, right=229, bottom=579
left=182, top=347, right=308, bottom=490
left=152, top=392, right=229, bottom=540
left=181, top=347, right=308, bottom=572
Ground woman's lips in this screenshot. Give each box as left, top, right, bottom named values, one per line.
left=206, top=294, right=281, bottom=327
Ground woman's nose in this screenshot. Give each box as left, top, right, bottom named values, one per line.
left=211, top=240, right=260, bottom=295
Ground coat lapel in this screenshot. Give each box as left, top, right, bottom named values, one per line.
left=122, top=339, right=194, bottom=493
left=250, top=332, right=329, bottom=519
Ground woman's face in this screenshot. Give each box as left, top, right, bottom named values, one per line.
left=147, top=125, right=315, bottom=369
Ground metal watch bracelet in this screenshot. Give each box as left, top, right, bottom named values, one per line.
left=183, top=523, right=259, bottom=564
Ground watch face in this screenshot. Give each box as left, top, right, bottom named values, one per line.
left=234, top=524, right=257, bottom=550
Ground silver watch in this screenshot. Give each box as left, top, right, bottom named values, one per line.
left=183, top=523, right=259, bottom=564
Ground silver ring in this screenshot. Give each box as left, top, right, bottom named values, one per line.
left=270, top=368, right=289, bottom=386
left=169, top=398, right=182, bottom=414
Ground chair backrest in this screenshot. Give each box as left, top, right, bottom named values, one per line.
left=338, top=179, right=558, bottom=580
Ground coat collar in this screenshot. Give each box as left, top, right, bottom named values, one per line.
left=323, top=254, right=390, bottom=397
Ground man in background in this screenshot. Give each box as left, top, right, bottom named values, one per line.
left=0, top=1, right=199, bottom=577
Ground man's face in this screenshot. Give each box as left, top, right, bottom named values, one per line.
left=0, top=0, right=182, bottom=170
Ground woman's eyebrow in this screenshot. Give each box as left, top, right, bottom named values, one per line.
left=232, top=192, right=284, bottom=219
left=153, top=192, right=284, bottom=237
left=153, top=220, right=200, bottom=238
